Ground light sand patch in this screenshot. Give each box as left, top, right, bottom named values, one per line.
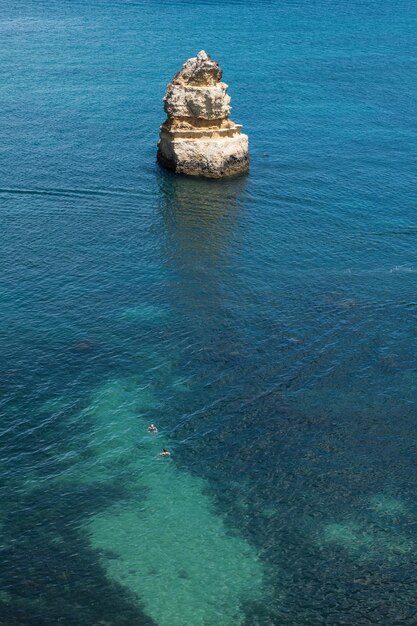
left=69, top=379, right=265, bottom=626
left=370, top=494, right=407, bottom=515
left=118, top=305, right=170, bottom=322
left=321, top=520, right=412, bottom=561
left=89, top=470, right=263, bottom=626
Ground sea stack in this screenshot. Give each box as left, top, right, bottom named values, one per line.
left=157, top=51, right=249, bottom=178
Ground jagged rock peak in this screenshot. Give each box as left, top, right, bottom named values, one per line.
left=171, top=50, right=222, bottom=86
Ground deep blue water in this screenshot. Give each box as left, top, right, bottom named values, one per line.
left=1, top=0, right=417, bottom=624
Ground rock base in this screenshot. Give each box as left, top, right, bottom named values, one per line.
left=157, top=133, right=249, bottom=178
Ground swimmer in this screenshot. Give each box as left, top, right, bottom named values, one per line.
left=160, top=448, right=171, bottom=457
left=147, top=423, right=158, bottom=433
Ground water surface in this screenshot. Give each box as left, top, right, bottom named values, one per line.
left=1, top=0, right=417, bottom=624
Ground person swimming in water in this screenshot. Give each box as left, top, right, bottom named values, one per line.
left=147, top=423, right=158, bottom=433
left=160, top=448, right=171, bottom=457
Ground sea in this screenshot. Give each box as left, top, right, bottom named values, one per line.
left=1, top=0, right=417, bottom=624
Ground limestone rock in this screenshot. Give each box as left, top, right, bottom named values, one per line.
left=157, top=51, right=249, bottom=178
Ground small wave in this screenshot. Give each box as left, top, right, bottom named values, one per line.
left=389, top=265, right=417, bottom=273
left=0, top=186, right=151, bottom=200
left=369, top=228, right=417, bottom=237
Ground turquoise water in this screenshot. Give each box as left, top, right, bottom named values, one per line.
left=1, top=0, right=417, bottom=624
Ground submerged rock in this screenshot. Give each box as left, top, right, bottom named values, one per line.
left=157, top=51, right=249, bottom=178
